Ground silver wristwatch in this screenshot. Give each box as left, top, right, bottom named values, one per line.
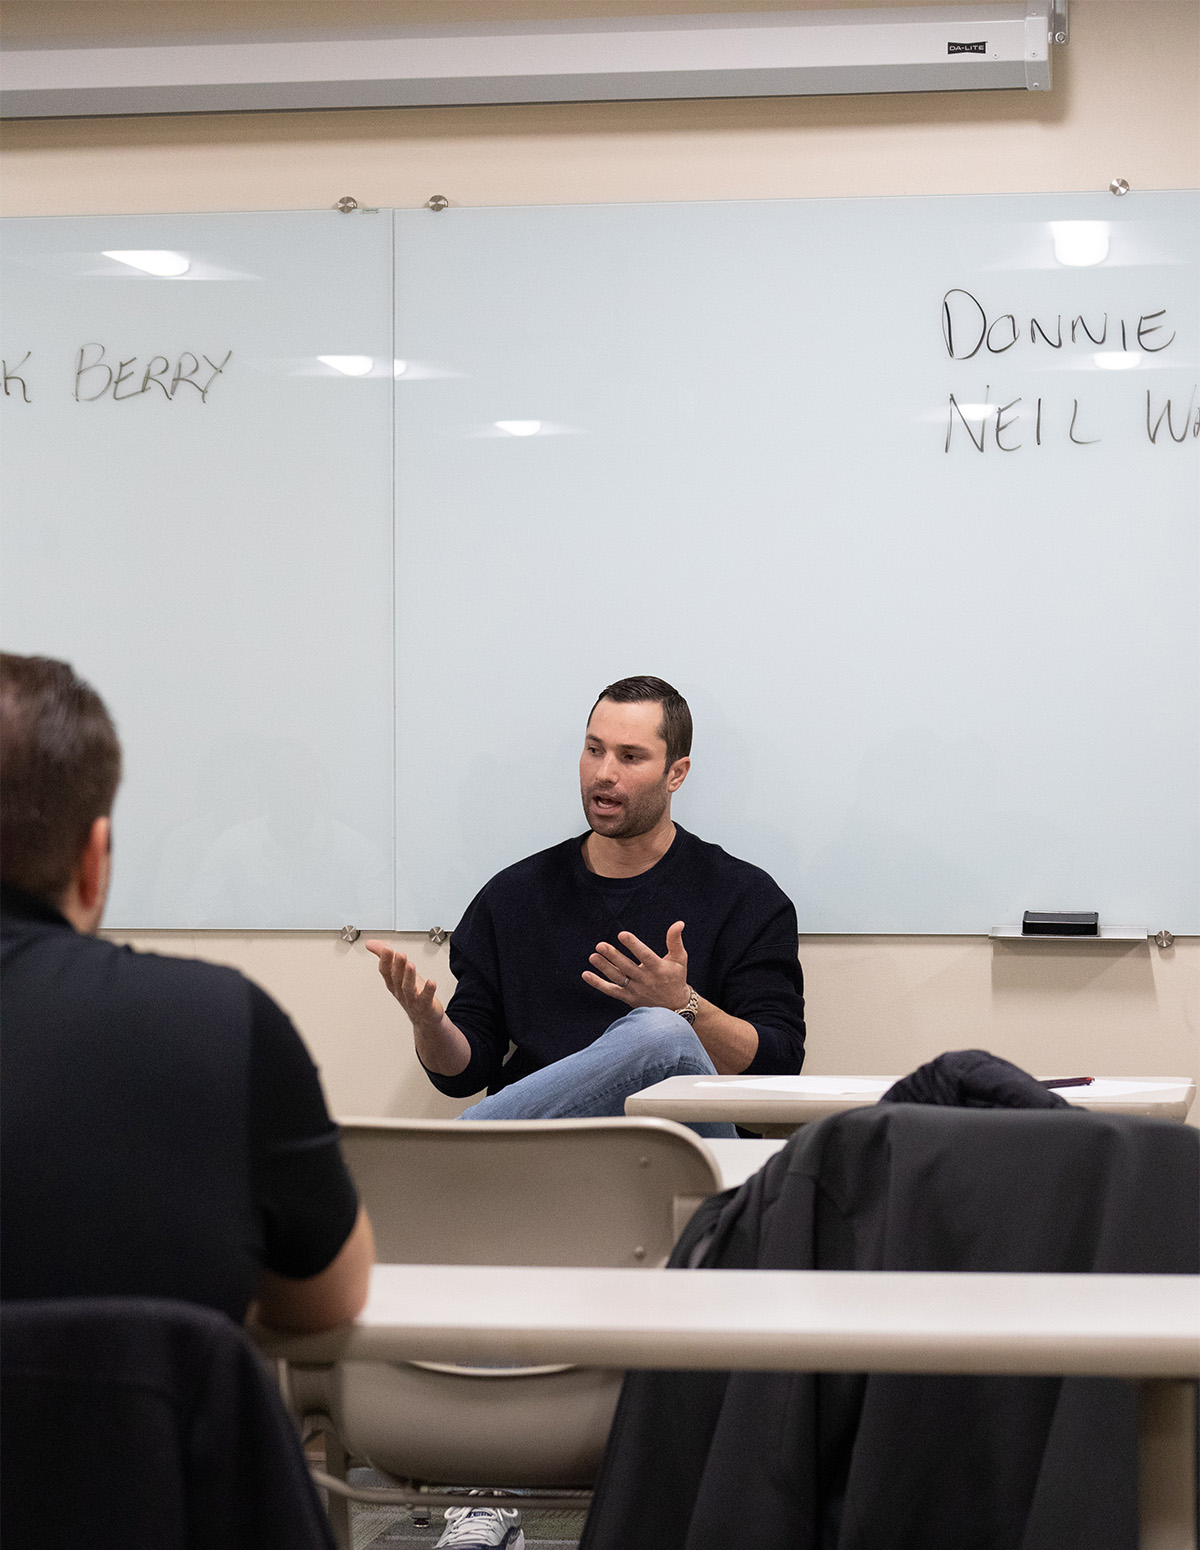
left=674, top=988, right=699, bottom=1025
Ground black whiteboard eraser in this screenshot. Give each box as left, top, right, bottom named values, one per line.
left=1022, top=911, right=1099, bottom=936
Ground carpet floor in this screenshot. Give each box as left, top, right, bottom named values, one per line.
left=345, top=1471, right=586, bottom=1549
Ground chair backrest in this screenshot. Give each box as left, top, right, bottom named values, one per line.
left=316, top=1118, right=725, bottom=1491
left=1, top=1297, right=334, bottom=1550
left=336, top=1116, right=722, bottom=1267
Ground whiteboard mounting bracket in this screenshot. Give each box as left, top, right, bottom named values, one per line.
left=1049, top=0, right=1069, bottom=46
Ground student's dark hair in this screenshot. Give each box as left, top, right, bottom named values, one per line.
left=590, top=676, right=692, bottom=768
left=0, top=653, right=122, bottom=905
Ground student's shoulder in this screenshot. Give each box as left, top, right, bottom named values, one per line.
left=1, top=910, right=249, bottom=1001
left=103, top=933, right=255, bottom=1006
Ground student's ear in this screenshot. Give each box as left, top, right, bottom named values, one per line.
left=667, top=756, right=690, bottom=794
left=76, top=816, right=112, bottom=912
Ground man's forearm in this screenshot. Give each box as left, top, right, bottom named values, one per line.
left=692, top=998, right=759, bottom=1075
left=252, top=1205, right=375, bottom=1335
left=413, top=1011, right=474, bottom=1077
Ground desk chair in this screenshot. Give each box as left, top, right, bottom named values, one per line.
left=285, top=1116, right=721, bottom=1542
left=1, top=1297, right=334, bottom=1550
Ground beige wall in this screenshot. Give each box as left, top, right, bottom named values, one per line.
left=6, top=0, right=1199, bottom=1118
left=106, top=929, right=1199, bottom=1123
left=3, top=1, right=1198, bottom=215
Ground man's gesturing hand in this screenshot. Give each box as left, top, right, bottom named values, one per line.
left=582, top=920, right=691, bottom=1011
left=365, top=941, right=445, bottom=1034
left=365, top=940, right=473, bottom=1079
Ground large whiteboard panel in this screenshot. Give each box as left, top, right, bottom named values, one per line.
left=393, top=193, right=1198, bottom=932
left=1, top=212, right=395, bottom=928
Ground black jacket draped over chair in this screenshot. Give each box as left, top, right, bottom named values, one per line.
left=581, top=1102, right=1199, bottom=1550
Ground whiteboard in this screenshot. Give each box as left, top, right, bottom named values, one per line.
left=2, top=194, right=1196, bottom=932
left=1, top=212, right=395, bottom=928
left=393, top=193, right=1199, bottom=933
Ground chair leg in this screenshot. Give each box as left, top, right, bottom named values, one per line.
left=1138, top=1379, right=1197, bottom=1550
left=321, top=1425, right=354, bottom=1550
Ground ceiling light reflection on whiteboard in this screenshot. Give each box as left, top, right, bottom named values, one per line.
left=1093, top=352, right=1140, bottom=371
left=318, top=355, right=374, bottom=376
left=1050, top=222, right=1109, bottom=267
left=394, top=360, right=407, bottom=376
left=102, top=249, right=190, bottom=277
left=456, top=420, right=580, bottom=439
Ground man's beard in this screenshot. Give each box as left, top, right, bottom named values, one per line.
left=581, top=780, right=670, bottom=840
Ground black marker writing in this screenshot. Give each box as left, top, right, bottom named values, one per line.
left=942, top=291, right=986, bottom=360
left=112, top=356, right=141, bottom=401
left=141, top=356, right=171, bottom=398
left=945, top=389, right=988, bottom=452
left=171, top=353, right=203, bottom=397
left=942, top=290, right=1177, bottom=359
left=3, top=352, right=31, bottom=403
left=995, top=396, right=1022, bottom=451
left=200, top=351, right=232, bottom=398
left=1137, top=310, right=1177, bottom=352
left=943, top=392, right=1125, bottom=452
left=75, top=343, right=112, bottom=401
left=943, top=389, right=1200, bottom=453
left=1071, top=314, right=1107, bottom=346
left=987, top=314, right=1019, bottom=353
left=1069, top=399, right=1100, bottom=445
left=71, top=344, right=233, bottom=403
left=1146, top=388, right=1198, bottom=444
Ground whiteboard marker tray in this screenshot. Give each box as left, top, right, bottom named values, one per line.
left=989, top=926, right=1148, bottom=942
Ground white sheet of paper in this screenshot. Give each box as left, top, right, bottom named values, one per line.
left=1063, top=1079, right=1191, bottom=1099
left=690, top=1077, right=894, bottom=1096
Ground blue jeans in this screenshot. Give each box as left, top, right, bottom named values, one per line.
left=458, top=1006, right=738, bottom=1139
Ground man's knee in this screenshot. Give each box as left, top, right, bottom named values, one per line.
left=609, top=1005, right=711, bottom=1072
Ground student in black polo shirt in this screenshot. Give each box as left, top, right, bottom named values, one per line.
left=0, top=652, right=372, bottom=1333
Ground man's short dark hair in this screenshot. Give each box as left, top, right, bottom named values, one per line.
left=590, top=676, right=692, bottom=768
left=0, top=654, right=122, bottom=905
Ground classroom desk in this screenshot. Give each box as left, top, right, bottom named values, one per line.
left=626, top=1076, right=1198, bottom=1136
left=259, top=1264, right=1199, bottom=1548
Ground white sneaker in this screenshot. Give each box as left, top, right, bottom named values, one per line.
left=434, top=1504, right=524, bottom=1548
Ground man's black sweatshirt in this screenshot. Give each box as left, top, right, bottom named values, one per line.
left=428, top=824, right=806, bottom=1099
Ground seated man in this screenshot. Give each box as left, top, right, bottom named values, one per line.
left=0, top=653, right=372, bottom=1335
left=369, top=676, right=806, bottom=1136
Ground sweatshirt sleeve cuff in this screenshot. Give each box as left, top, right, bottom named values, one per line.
left=419, top=1045, right=493, bottom=1099
left=743, top=1021, right=805, bottom=1076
